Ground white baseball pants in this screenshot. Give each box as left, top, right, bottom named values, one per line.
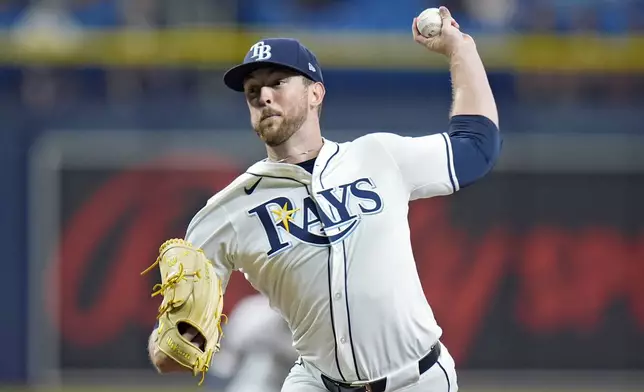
left=281, top=344, right=458, bottom=392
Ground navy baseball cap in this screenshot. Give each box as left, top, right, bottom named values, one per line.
left=223, top=38, right=324, bottom=92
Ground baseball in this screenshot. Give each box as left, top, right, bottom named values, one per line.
left=416, top=8, right=443, bottom=37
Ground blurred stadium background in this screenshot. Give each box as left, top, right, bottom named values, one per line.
left=1, top=0, right=643, bottom=391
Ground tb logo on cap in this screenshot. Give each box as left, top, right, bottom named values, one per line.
left=249, top=41, right=272, bottom=61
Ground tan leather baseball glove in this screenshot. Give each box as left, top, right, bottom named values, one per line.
left=142, top=238, right=226, bottom=385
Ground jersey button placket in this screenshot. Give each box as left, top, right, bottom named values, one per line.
left=318, top=208, right=354, bottom=378
left=313, top=171, right=358, bottom=380
left=331, top=242, right=355, bottom=378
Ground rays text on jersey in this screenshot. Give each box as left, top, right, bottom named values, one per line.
left=247, top=177, right=383, bottom=257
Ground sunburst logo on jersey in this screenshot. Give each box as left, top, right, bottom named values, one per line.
left=271, top=203, right=300, bottom=233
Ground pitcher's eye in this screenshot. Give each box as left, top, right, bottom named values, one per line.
left=246, top=87, right=259, bottom=97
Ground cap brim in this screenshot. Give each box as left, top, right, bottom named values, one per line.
left=223, top=61, right=313, bottom=92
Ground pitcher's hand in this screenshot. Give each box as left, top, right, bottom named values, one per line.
left=412, top=6, right=475, bottom=58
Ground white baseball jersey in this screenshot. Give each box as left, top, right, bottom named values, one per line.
left=186, top=132, right=459, bottom=383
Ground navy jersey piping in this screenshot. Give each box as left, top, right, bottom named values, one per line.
left=342, top=240, right=362, bottom=380
left=326, top=247, right=347, bottom=381
left=440, top=133, right=456, bottom=192
left=319, top=142, right=340, bottom=189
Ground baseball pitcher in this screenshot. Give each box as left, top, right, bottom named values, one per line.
left=144, top=6, right=501, bottom=392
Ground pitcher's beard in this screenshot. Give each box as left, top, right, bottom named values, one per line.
left=255, top=112, right=308, bottom=147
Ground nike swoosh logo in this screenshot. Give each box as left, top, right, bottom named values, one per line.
left=244, top=177, right=262, bottom=195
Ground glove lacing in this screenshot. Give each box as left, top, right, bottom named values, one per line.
left=141, top=240, right=203, bottom=317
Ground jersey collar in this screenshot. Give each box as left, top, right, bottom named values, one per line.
left=245, top=138, right=338, bottom=182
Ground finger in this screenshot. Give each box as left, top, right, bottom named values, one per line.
left=194, top=334, right=205, bottom=344
left=183, top=326, right=207, bottom=350
left=412, top=17, right=424, bottom=40
left=182, top=326, right=198, bottom=340
left=438, top=6, right=457, bottom=34
left=411, top=17, right=419, bottom=37
left=415, top=34, right=430, bottom=46
left=192, top=334, right=206, bottom=350
left=412, top=17, right=430, bottom=45
left=439, top=6, right=452, bottom=20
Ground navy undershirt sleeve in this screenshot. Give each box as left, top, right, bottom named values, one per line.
left=448, top=115, right=502, bottom=188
